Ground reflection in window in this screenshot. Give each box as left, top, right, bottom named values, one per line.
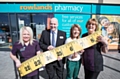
left=31, top=13, right=53, bottom=40
left=0, top=13, right=11, bottom=48
left=17, top=14, right=30, bottom=30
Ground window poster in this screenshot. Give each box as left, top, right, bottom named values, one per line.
left=92, top=15, right=120, bottom=50
left=55, top=14, right=91, bottom=37
left=36, top=24, right=45, bottom=40
left=35, top=13, right=53, bottom=40
left=18, top=18, right=24, bottom=29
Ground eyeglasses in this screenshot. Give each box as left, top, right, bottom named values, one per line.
left=88, top=23, right=96, bottom=26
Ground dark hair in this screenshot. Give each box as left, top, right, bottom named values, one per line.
left=70, top=24, right=82, bottom=39
left=86, top=18, right=99, bottom=31
left=98, top=16, right=109, bottom=24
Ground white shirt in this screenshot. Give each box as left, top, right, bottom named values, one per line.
left=50, top=30, right=57, bottom=47
left=65, top=37, right=81, bottom=61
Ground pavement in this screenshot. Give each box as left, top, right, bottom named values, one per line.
left=0, top=50, right=120, bottom=79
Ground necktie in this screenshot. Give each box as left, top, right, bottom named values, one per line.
left=52, top=31, right=55, bottom=47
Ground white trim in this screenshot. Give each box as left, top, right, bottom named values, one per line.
left=0, top=0, right=120, bottom=4
left=0, top=0, right=97, bottom=3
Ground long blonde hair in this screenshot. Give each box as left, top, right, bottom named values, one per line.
left=19, top=26, right=34, bottom=46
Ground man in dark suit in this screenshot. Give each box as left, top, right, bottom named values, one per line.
left=39, top=17, right=66, bottom=79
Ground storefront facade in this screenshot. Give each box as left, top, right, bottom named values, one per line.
left=0, top=2, right=120, bottom=50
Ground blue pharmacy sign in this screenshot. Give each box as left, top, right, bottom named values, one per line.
left=53, top=4, right=91, bottom=13
left=0, top=4, right=53, bottom=13
left=0, top=3, right=120, bottom=37
left=92, top=4, right=120, bottom=14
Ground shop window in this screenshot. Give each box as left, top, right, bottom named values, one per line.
left=17, top=13, right=31, bottom=30
left=31, top=13, right=53, bottom=40
left=0, top=13, right=11, bottom=48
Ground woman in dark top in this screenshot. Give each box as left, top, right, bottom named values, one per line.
left=82, top=18, right=108, bottom=79
left=10, top=26, right=41, bottom=79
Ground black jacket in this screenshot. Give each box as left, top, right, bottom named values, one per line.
left=39, top=29, right=66, bottom=66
